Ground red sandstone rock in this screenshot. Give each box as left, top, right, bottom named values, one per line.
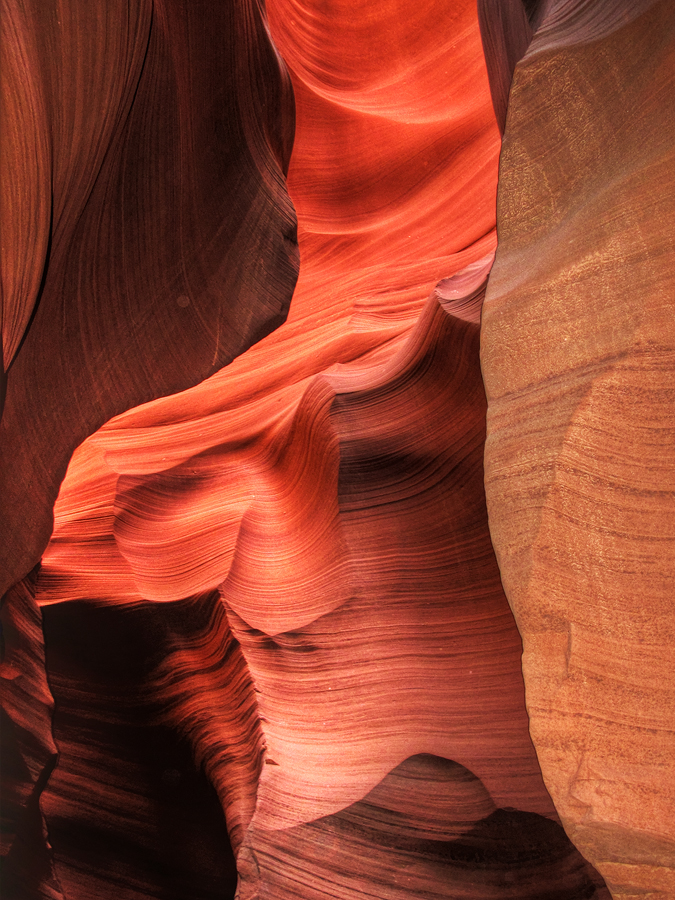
left=481, top=1, right=675, bottom=895
left=0, top=0, right=298, bottom=599
left=0, top=570, right=63, bottom=899
left=36, top=268, right=610, bottom=897
left=477, top=0, right=534, bottom=134
left=228, top=282, right=557, bottom=834
left=247, top=755, right=605, bottom=900
left=1, top=0, right=625, bottom=897
left=39, top=595, right=240, bottom=899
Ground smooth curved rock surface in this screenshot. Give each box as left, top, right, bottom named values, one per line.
left=0, top=0, right=643, bottom=896
left=248, top=754, right=606, bottom=900
left=39, top=595, right=241, bottom=900
left=481, top=1, right=675, bottom=895
left=0, top=0, right=298, bottom=599
left=228, top=283, right=557, bottom=834
left=477, top=0, right=535, bottom=134
left=28, top=0, right=572, bottom=890
left=34, top=268, right=612, bottom=897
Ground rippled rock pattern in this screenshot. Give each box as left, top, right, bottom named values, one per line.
left=2, top=2, right=298, bottom=893
left=39, top=595, right=241, bottom=900
left=481, top=1, right=675, bottom=896
left=0, top=569, right=62, bottom=900
left=2, top=0, right=671, bottom=898
left=0, top=0, right=299, bottom=598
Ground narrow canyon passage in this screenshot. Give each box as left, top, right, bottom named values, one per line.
left=2, top=0, right=672, bottom=898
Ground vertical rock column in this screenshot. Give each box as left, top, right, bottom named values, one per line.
left=481, top=2, right=675, bottom=896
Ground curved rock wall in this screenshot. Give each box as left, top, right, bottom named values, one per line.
left=4, top=0, right=673, bottom=897
left=481, top=1, right=675, bottom=895
left=0, top=0, right=298, bottom=598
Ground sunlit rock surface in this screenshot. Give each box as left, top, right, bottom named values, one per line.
left=481, top=1, right=675, bottom=896
left=0, top=0, right=298, bottom=599
left=1, top=0, right=296, bottom=891
left=4, top=0, right=671, bottom=897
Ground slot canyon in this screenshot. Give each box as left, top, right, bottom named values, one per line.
left=1, top=0, right=673, bottom=898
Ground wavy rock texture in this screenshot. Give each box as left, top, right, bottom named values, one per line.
left=36, top=270, right=609, bottom=899
left=481, top=1, right=675, bottom=896
left=0, top=569, right=62, bottom=900
left=39, top=594, right=242, bottom=900
left=1, top=1, right=296, bottom=890
left=477, top=0, right=536, bottom=134
left=249, top=754, right=605, bottom=900
left=0, top=0, right=642, bottom=898
left=0, top=0, right=298, bottom=599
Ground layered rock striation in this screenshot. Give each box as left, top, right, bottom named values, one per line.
left=4, top=0, right=672, bottom=897
left=0, top=0, right=298, bottom=598
left=481, top=1, right=675, bottom=895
